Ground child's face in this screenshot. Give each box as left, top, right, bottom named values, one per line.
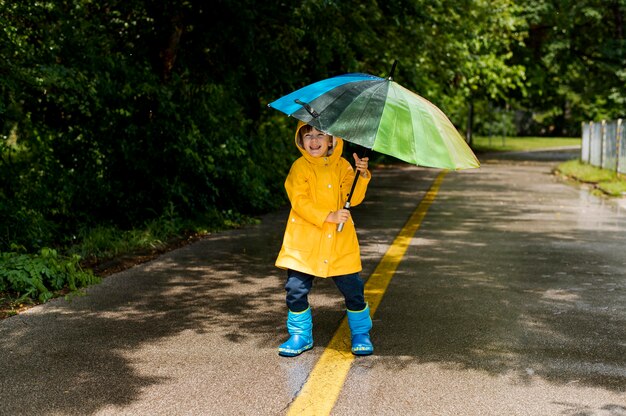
left=302, top=128, right=332, bottom=158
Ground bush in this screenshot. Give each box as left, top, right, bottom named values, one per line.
left=0, top=248, right=100, bottom=303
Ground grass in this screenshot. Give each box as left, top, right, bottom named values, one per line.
left=472, top=136, right=581, bottom=153
left=555, top=159, right=626, bottom=197
left=68, top=209, right=260, bottom=266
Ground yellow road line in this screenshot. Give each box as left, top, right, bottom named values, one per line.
left=286, top=170, right=448, bottom=416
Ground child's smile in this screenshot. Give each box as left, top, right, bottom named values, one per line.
left=302, top=128, right=332, bottom=158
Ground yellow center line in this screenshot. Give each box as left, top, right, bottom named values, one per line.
left=286, top=170, right=448, bottom=416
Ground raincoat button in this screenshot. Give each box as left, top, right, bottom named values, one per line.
left=291, top=218, right=295, bottom=222
left=328, top=234, right=332, bottom=238
left=324, top=259, right=328, bottom=264
left=328, top=184, right=332, bottom=188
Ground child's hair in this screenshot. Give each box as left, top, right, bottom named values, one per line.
left=298, top=124, right=335, bottom=155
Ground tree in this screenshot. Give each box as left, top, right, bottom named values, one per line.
left=513, top=0, right=626, bottom=135
left=364, top=0, right=526, bottom=144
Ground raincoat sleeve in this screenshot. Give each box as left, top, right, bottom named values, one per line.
left=340, top=159, right=370, bottom=206
left=284, top=162, right=330, bottom=228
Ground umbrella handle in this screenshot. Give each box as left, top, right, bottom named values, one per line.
left=336, top=199, right=353, bottom=233
left=337, top=148, right=369, bottom=232
left=337, top=169, right=361, bottom=232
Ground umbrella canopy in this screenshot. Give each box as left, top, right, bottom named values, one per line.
left=268, top=70, right=479, bottom=170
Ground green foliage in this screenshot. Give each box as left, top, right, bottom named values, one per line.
left=511, top=0, right=626, bottom=135
left=66, top=205, right=258, bottom=264
left=1, top=0, right=295, bottom=253
left=0, top=200, right=57, bottom=251
left=0, top=248, right=100, bottom=303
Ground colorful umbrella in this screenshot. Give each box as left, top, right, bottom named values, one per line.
left=268, top=62, right=479, bottom=231
left=268, top=62, right=480, bottom=170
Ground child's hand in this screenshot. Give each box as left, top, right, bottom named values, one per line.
left=326, top=209, right=351, bottom=224
left=353, top=153, right=369, bottom=178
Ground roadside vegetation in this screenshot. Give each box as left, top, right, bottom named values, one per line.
left=555, top=160, right=626, bottom=197
left=0, top=210, right=258, bottom=318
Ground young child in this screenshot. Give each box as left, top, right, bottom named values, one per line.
left=275, top=121, right=373, bottom=357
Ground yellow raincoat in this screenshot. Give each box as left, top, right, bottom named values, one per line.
left=275, top=122, right=371, bottom=277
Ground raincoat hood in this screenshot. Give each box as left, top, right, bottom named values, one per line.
left=295, top=121, right=344, bottom=165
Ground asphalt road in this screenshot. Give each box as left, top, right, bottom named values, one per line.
left=1, top=148, right=625, bottom=416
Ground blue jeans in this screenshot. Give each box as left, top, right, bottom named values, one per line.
left=285, top=269, right=366, bottom=313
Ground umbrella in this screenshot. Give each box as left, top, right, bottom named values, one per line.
left=268, top=61, right=479, bottom=170
left=268, top=61, right=479, bottom=230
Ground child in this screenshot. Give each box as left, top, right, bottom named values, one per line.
left=275, top=121, right=373, bottom=357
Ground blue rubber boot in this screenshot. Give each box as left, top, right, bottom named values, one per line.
left=278, top=308, right=313, bottom=357
left=347, top=304, right=374, bottom=356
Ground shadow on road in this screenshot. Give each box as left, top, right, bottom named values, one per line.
left=0, top=211, right=291, bottom=414
left=362, top=151, right=626, bottom=393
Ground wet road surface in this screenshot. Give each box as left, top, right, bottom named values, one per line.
left=1, top=148, right=625, bottom=415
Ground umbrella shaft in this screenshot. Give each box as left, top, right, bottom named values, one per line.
left=337, top=173, right=359, bottom=232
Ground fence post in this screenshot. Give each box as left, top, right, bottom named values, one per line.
left=581, top=121, right=584, bottom=162
left=586, top=121, right=593, bottom=165
left=601, top=120, right=606, bottom=168
left=617, top=119, right=623, bottom=174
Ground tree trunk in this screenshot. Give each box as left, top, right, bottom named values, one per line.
left=161, top=13, right=184, bottom=82
left=614, top=1, right=623, bottom=41
left=466, top=100, right=474, bottom=145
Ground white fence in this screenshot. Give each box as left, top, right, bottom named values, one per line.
left=581, top=119, right=626, bottom=175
